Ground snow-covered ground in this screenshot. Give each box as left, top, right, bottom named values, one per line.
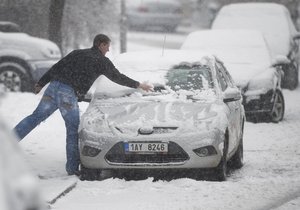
left=0, top=31, right=300, bottom=210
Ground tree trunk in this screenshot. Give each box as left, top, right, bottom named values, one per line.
left=120, top=0, right=127, bottom=53
left=49, top=0, right=65, bottom=50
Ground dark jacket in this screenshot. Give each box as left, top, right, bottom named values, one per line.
left=38, top=46, right=140, bottom=96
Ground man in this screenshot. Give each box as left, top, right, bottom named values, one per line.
left=14, top=34, right=152, bottom=176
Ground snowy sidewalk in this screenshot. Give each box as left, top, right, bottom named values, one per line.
left=272, top=196, right=300, bottom=210
left=39, top=176, right=78, bottom=205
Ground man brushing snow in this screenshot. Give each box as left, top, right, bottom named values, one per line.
left=13, top=34, right=152, bottom=176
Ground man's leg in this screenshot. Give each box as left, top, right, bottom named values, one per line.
left=57, top=86, right=80, bottom=175
left=14, top=85, right=58, bottom=140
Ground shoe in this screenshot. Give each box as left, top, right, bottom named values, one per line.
left=67, top=170, right=81, bottom=177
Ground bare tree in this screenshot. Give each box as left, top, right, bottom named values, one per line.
left=49, top=0, right=66, bottom=50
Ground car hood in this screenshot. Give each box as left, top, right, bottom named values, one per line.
left=0, top=32, right=61, bottom=59
left=223, top=62, right=271, bottom=89
left=80, top=96, right=228, bottom=136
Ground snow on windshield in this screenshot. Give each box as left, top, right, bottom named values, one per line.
left=93, top=50, right=217, bottom=101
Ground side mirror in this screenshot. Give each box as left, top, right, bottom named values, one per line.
left=271, top=55, right=290, bottom=67
left=223, top=87, right=242, bottom=103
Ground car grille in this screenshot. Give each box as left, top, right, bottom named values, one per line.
left=105, top=141, right=189, bottom=164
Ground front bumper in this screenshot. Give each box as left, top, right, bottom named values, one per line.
left=79, top=128, right=225, bottom=170
left=28, top=59, right=59, bottom=82
left=243, top=90, right=275, bottom=114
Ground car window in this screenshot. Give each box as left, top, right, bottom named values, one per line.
left=216, top=66, right=228, bottom=91
left=216, top=61, right=234, bottom=87
left=166, top=63, right=214, bottom=92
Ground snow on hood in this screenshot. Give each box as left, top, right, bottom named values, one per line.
left=81, top=94, right=228, bottom=137
left=83, top=50, right=229, bottom=137
left=212, top=3, right=294, bottom=57
left=0, top=32, right=61, bottom=59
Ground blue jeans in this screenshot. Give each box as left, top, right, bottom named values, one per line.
left=14, top=81, right=80, bottom=174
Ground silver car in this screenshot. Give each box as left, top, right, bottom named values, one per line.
left=181, top=29, right=285, bottom=123
left=79, top=50, right=245, bottom=181
left=0, top=21, right=61, bottom=92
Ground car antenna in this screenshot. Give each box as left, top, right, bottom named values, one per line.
left=162, top=34, right=167, bottom=56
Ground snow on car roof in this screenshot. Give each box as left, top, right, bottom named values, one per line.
left=181, top=29, right=273, bottom=88
left=181, top=29, right=271, bottom=64
left=212, top=3, right=293, bottom=57
left=115, top=49, right=214, bottom=71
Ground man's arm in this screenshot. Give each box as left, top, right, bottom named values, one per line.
left=102, top=58, right=152, bottom=91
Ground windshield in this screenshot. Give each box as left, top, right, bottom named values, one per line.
left=166, top=63, right=214, bottom=92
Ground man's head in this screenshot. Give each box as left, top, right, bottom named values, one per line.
left=93, top=34, right=111, bottom=55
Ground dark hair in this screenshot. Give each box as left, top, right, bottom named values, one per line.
left=93, top=34, right=111, bottom=47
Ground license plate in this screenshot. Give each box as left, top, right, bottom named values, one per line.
left=124, top=142, right=168, bottom=153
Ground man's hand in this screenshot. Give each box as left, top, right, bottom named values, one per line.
left=34, top=83, right=42, bottom=94
left=138, top=82, right=153, bottom=92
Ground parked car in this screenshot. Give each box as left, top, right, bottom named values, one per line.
left=0, top=21, right=61, bottom=92
left=211, top=3, right=300, bottom=90
left=181, top=29, right=285, bottom=122
left=0, top=112, right=45, bottom=210
left=79, top=50, right=245, bottom=181
left=126, top=0, right=183, bottom=32
left=0, top=21, right=21, bottom=32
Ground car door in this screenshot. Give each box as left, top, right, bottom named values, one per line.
left=216, top=61, right=241, bottom=155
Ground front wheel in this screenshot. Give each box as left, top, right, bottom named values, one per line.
left=229, top=130, right=244, bottom=169
left=214, top=136, right=229, bottom=181
left=268, top=90, right=285, bottom=123
left=0, top=63, right=32, bottom=92
left=80, top=165, right=101, bottom=181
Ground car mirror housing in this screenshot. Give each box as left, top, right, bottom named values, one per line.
left=271, top=55, right=290, bottom=67
left=223, top=87, right=242, bottom=103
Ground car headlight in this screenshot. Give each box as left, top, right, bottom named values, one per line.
left=194, top=111, right=217, bottom=130
left=41, top=46, right=61, bottom=59
left=81, top=117, right=113, bottom=134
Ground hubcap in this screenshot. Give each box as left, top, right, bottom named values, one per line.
left=0, top=70, right=22, bottom=91
left=271, top=92, right=284, bottom=122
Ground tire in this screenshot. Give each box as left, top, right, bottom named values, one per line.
left=214, top=135, right=229, bottom=181
left=80, top=165, right=101, bottom=181
left=229, top=128, right=244, bottom=169
left=281, top=63, right=298, bottom=90
left=0, top=63, right=32, bottom=92
left=268, top=90, right=285, bottom=123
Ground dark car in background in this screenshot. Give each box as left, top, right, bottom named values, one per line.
left=126, top=0, right=183, bottom=32
left=182, top=30, right=285, bottom=123
left=212, top=3, right=300, bottom=90
left=0, top=21, right=61, bottom=92
left=0, top=21, right=21, bottom=32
